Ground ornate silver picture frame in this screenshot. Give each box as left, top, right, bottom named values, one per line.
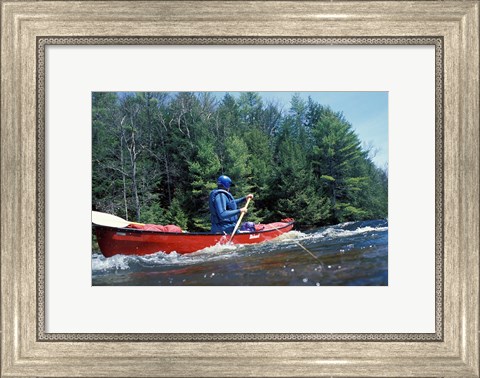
left=2, top=1, right=478, bottom=376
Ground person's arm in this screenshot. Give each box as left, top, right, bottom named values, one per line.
left=234, top=196, right=246, bottom=206
left=215, top=193, right=240, bottom=220
left=234, top=193, right=254, bottom=205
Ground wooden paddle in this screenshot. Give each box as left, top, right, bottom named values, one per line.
left=92, top=211, right=144, bottom=228
left=228, top=197, right=252, bottom=243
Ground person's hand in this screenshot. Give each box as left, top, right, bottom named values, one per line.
left=246, top=193, right=254, bottom=200
left=240, top=206, right=248, bottom=214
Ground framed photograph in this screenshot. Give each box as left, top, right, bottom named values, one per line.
left=1, top=1, right=478, bottom=377
left=90, top=90, right=389, bottom=288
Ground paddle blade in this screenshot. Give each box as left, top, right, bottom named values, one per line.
left=92, top=211, right=132, bottom=228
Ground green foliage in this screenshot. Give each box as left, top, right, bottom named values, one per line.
left=238, top=92, right=264, bottom=130
left=241, top=128, right=273, bottom=221
left=140, top=201, right=165, bottom=224
left=320, top=175, right=335, bottom=182
left=164, top=197, right=189, bottom=230
left=309, top=107, right=373, bottom=223
left=335, top=202, right=368, bottom=222
left=188, top=138, right=221, bottom=230
left=92, top=92, right=388, bottom=231
left=269, top=120, right=330, bottom=227
left=224, top=135, right=252, bottom=192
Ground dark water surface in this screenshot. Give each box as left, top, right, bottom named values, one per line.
left=92, top=219, right=388, bottom=286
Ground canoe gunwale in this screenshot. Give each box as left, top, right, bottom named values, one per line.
left=93, top=221, right=295, bottom=236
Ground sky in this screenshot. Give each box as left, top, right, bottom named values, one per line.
left=214, top=91, right=389, bottom=169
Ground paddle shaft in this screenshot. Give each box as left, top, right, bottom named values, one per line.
left=269, top=224, right=322, bottom=266
left=228, top=197, right=251, bottom=243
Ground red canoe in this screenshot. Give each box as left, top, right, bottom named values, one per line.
left=95, top=220, right=295, bottom=257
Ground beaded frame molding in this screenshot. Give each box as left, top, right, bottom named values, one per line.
left=36, top=36, right=444, bottom=343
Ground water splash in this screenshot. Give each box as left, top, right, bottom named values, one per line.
left=92, top=220, right=388, bottom=279
left=92, top=253, right=134, bottom=272
left=316, top=225, right=388, bottom=239
left=92, top=242, right=246, bottom=273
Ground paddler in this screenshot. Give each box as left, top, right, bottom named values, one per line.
left=209, top=175, right=254, bottom=234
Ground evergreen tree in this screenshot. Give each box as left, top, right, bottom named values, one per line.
left=238, top=92, right=263, bottom=131
left=271, top=121, right=330, bottom=227
left=241, top=128, right=273, bottom=221
left=223, top=135, right=258, bottom=221
left=311, top=108, right=369, bottom=222
left=140, top=200, right=166, bottom=224
left=188, top=138, right=221, bottom=230
left=164, top=196, right=189, bottom=230
left=216, top=94, right=240, bottom=169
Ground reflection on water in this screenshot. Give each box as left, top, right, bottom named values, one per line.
left=92, top=219, right=388, bottom=286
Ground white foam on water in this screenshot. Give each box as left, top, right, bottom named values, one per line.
left=92, top=242, right=245, bottom=273
left=270, top=230, right=307, bottom=241
left=91, top=253, right=133, bottom=272
left=304, top=225, right=388, bottom=241
left=193, top=243, right=238, bottom=256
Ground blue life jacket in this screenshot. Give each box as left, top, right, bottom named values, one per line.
left=209, top=189, right=239, bottom=233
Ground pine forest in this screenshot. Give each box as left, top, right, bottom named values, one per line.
left=92, top=92, right=388, bottom=231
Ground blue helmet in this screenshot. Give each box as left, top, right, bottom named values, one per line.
left=217, top=175, right=234, bottom=189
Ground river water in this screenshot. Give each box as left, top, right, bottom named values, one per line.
left=92, top=219, right=387, bottom=286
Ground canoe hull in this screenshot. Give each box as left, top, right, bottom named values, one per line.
left=95, top=222, right=294, bottom=257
